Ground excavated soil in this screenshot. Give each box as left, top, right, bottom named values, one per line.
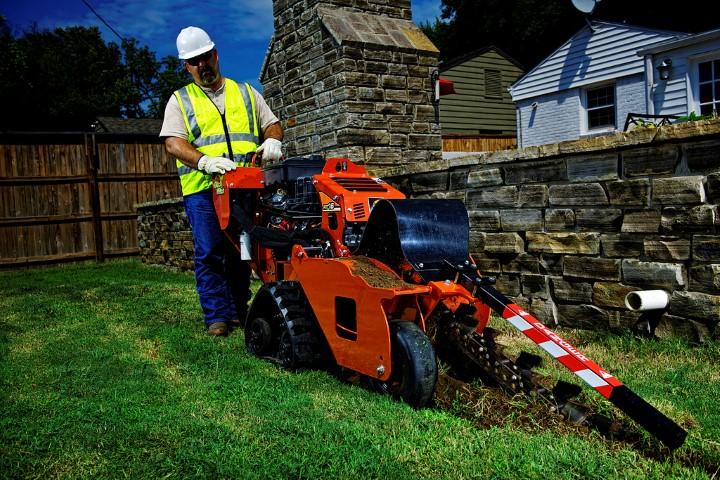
left=431, top=359, right=717, bottom=475
left=343, top=256, right=414, bottom=290
left=339, top=344, right=714, bottom=473
left=433, top=373, right=588, bottom=436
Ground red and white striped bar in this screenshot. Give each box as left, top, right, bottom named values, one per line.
left=502, top=303, right=624, bottom=399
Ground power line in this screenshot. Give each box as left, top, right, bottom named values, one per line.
left=79, top=0, right=157, bottom=108
left=80, top=0, right=124, bottom=43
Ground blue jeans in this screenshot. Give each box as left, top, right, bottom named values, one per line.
left=183, top=190, right=251, bottom=327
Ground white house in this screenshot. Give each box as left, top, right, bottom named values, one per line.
left=508, top=22, right=688, bottom=148
left=638, top=27, right=720, bottom=118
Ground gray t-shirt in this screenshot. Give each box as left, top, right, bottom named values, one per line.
left=159, top=79, right=279, bottom=140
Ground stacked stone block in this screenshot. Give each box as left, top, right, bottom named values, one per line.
left=262, top=0, right=441, bottom=173
left=136, top=199, right=194, bottom=271
left=392, top=120, right=720, bottom=342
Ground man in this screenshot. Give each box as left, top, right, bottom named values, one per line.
left=160, top=26, right=283, bottom=337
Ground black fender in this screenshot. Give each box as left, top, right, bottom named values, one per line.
left=356, top=199, right=470, bottom=283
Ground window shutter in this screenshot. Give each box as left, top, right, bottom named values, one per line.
left=485, top=69, right=502, bottom=98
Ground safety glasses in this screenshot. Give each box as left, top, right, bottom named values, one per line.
left=186, top=50, right=214, bottom=67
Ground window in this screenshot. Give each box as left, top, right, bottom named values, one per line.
left=698, top=59, right=720, bottom=115
left=485, top=69, right=502, bottom=98
left=585, top=84, right=616, bottom=129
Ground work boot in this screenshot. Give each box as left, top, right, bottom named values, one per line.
left=207, top=321, right=229, bottom=337
left=229, top=309, right=247, bottom=330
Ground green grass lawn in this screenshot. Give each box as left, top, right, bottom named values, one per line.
left=1, top=259, right=717, bottom=479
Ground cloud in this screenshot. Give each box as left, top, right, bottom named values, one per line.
left=12, top=0, right=439, bottom=90
left=85, top=0, right=274, bottom=53
left=20, top=0, right=273, bottom=58
left=7, top=0, right=274, bottom=88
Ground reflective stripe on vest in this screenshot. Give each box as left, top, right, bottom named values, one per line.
left=174, top=79, right=259, bottom=195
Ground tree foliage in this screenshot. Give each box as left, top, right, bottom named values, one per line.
left=0, top=17, right=188, bottom=131
left=423, top=0, right=719, bottom=69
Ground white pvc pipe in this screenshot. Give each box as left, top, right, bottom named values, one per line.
left=624, top=290, right=670, bottom=311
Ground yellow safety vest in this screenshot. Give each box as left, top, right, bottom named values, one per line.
left=174, top=79, right=259, bottom=195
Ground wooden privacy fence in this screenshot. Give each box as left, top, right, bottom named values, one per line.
left=442, top=134, right=516, bottom=152
left=0, top=132, right=181, bottom=268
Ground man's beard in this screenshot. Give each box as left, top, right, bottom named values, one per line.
left=199, top=67, right=219, bottom=86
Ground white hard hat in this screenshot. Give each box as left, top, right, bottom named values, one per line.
left=176, top=26, right=215, bottom=59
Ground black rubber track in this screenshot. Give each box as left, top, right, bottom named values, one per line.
left=246, top=281, right=325, bottom=369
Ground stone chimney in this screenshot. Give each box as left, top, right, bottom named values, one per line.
left=261, top=0, right=441, bottom=175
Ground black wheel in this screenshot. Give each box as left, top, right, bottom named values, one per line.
left=372, top=321, right=438, bottom=408
left=245, top=316, right=273, bottom=356
left=277, top=328, right=296, bottom=369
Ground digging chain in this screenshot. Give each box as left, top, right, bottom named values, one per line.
left=444, top=321, right=599, bottom=426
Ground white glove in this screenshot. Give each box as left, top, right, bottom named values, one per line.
left=256, top=138, right=283, bottom=162
left=197, top=155, right=237, bottom=175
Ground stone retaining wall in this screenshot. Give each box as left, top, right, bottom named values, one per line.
left=384, top=120, right=720, bottom=342
left=136, top=199, right=193, bottom=271
left=137, top=121, right=720, bottom=341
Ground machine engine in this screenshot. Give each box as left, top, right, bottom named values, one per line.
left=256, top=156, right=330, bottom=259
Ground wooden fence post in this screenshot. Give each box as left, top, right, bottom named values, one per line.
left=85, top=133, right=104, bottom=262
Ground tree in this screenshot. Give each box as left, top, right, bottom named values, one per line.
left=0, top=20, right=187, bottom=131
left=147, top=55, right=188, bottom=119
left=120, top=38, right=188, bottom=119
left=424, top=0, right=719, bottom=70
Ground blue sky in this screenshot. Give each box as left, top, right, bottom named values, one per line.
left=1, top=0, right=442, bottom=90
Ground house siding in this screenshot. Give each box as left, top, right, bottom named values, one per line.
left=511, top=22, right=689, bottom=147
left=517, top=74, right=646, bottom=148
left=510, top=23, right=681, bottom=102
left=517, top=90, right=582, bottom=147
left=440, top=49, right=524, bottom=135
left=650, top=38, right=720, bottom=116
left=616, top=74, right=647, bottom=130
left=653, top=61, right=689, bottom=116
